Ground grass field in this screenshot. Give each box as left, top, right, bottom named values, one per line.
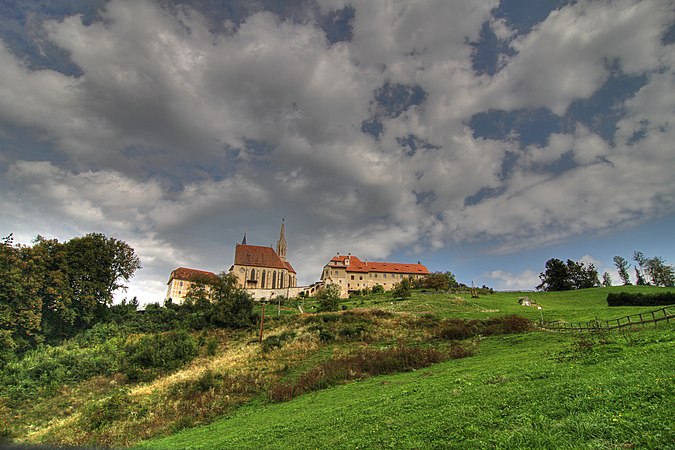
left=133, top=286, right=674, bottom=450
left=135, top=325, right=674, bottom=449
left=3, top=286, right=674, bottom=448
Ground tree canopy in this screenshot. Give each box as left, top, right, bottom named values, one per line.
left=537, top=259, right=599, bottom=291
left=0, top=233, right=141, bottom=360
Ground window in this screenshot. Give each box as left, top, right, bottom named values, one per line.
left=179, top=281, right=183, bottom=286
left=351, top=275, right=354, bottom=280
left=359, top=276, right=363, bottom=280
left=374, top=274, right=378, bottom=278
left=383, top=274, right=387, bottom=278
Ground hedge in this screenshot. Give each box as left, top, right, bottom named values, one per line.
left=606, top=292, right=675, bottom=307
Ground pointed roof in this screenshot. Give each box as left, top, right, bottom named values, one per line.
left=234, top=244, right=296, bottom=273
left=242, top=233, right=247, bottom=245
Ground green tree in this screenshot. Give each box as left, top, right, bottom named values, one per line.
left=602, top=272, right=612, bottom=287
left=567, top=259, right=599, bottom=289
left=633, top=251, right=648, bottom=285
left=416, top=272, right=458, bottom=291
left=0, top=236, right=44, bottom=361
left=64, top=233, right=141, bottom=330
left=317, top=284, right=341, bottom=312
left=391, top=277, right=412, bottom=299
left=635, top=267, right=647, bottom=285
left=537, top=258, right=572, bottom=291
left=613, top=256, right=631, bottom=285
left=208, top=272, right=255, bottom=328
left=644, top=257, right=675, bottom=287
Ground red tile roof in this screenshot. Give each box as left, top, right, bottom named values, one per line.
left=234, top=244, right=296, bottom=273
left=168, top=267, right=218, bottom=284
left=327, top=255, right=429, bottom=275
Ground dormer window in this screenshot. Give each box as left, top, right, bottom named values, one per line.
left=345, top=258, right=350, bottom=265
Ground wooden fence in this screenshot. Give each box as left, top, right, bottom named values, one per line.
left=541, top=306, right=674, bottom=332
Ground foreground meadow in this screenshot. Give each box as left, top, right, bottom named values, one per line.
left=2, top=286, right=673, bottom=448
left=136, top=326, right=673, bottom=449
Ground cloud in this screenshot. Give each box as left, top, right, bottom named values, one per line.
left=483, top=269, right=541, bottom=291
left=0, top=0, right=674, bottom=303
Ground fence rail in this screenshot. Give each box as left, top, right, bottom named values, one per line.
left=541, top=306, right=674, bottom=332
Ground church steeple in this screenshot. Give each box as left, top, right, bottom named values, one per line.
left=241, top=232, right=247, bottom=245
left=276, top=219, right=287, bottom=262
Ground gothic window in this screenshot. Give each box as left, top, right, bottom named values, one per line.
left=272, top=271, right=277, bottom=288
left=262, top=270, right=266, bottom=288
left=250, top=268, right=256, bottom=280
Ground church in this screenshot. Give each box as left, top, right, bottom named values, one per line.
left=228, top=220, right=298, bottom=290
left=166, top=220, right=312, bottom=303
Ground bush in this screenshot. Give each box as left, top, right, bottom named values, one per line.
left=607, top=292, right=675, bottom=306
left=436, top=316, right=531, bottom=341
left=123, top=330, right=198, bottom=381
left=268, top=346, right=446, bottom=402
left=371, top=284, right=385, bottom=294
left=484, top=315, right=532, bottom=335
left=262, top=331, right=296, bottom=352
left=80, top=388, right=134, bottom=430
left=316, top=284, right=341, bottom=312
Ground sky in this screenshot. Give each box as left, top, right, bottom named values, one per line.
left=1, top=0, right=674, bottom=303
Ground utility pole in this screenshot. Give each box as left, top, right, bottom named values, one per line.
left=259, top=302, right=266, bottom=343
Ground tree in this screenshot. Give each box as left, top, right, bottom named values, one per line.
left=207, top=272, right=255, bottom=328
left=416, top=271, right=458, bottom=291
left=566, top=259, right=599, bottom=289
left=613, top=256, right=631, bottom=285
left=635, top=267, right=647, bottom=285
left=316, top=284, right=341, bottom=312
left=537, top=258, right=572, bottom=291
left=644, top=257, right=675, bottom=287
left=0, top=236, right=44, bottom=362
left=64, top=233, right=141, bottom=330
left=537, top=258, right=599, bottom=291
left=633, top=251, right=648, bottom=285
left=391, top=277, right=412, bottom=299
left=602, top=272, right=612, bottom=287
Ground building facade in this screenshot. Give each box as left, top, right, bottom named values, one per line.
left=321, top=253, right=429, bottom=298
left=166, top=267, right=218, bottom=304
left=229, top=220, right=297, bottom=291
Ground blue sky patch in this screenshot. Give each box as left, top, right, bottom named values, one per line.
left=566, top=71, right=647, bottom=144
left=374, top=82, right=427, bottom=118
left=471, top=21, right=515, bottom=76
left=469, top=108, right=564, bottom=147
left=492, top=0, right=575, bottom=34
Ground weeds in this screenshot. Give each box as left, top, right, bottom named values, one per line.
left=268, top=345, right=455, bottom=402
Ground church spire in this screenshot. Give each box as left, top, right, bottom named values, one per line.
left=241, top=232, right=247, bottom=245
left=276, top=219, right=287, bottom=262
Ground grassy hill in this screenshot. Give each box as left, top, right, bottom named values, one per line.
left=2, top=286, right=674, bottom=449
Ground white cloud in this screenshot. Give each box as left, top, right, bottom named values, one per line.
left=483, top=269, right=540, bottom=291
left=1, top=0, right=674, bottom=302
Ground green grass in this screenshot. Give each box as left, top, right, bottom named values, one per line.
left=4, top=286, right=674, bottom=448
left=135, top=325, right=674, bottom=449
left=343, top=285, right=674, bottom=323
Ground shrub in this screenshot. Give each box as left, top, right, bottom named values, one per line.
left=317, top=284, right=341, bottom=312
left=123, top=330, right=198, bottom=381
left=268, top=346, right=446, bottom=402
left=371, top=284, right=385, bottom=294
left=437, top=319, right=480, bottom=340
left=607, top=292, right=675, bottom=306
left=436, top=316, right=531, bottom=341
left=80, top=388, right=134, bottom=431
left=484, top=315, right=532, bottom=335
left=262, top=331, right=296, bottom=353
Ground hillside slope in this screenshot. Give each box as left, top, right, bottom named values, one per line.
left=135, top=326, right=674, bottom=449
